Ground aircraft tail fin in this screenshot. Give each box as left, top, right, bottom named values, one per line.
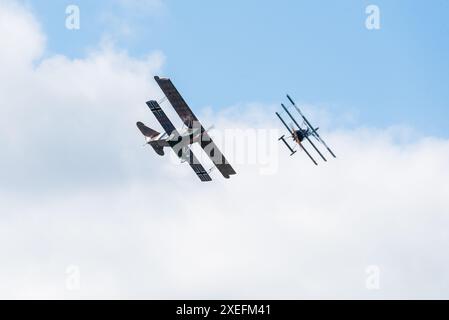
left=137, top=122, right=165, bottom=156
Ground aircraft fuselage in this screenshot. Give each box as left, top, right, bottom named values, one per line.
left=146, top=126, right=203, bottom=147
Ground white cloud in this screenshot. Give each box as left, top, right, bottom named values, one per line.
left=0, top=0, right=45, bottom=69
left=1, top=1, right=449, bottom=299
left=98, top=0, right=166, bottom=41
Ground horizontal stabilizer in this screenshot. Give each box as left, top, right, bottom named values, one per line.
left=137, top=122, right=160, bottom=138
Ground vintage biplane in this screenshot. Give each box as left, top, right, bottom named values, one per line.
left=276, top=95, right=336, bottom=165
left=137, top=76, right=236, bottom=182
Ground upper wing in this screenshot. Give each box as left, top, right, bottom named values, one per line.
left=199, top=131, right=236, bottom=179
left=287, top=94, right=336, bottom=158
left=154, top=76, right=198, bottom=127
left=146, top=100, right=212, bottom=182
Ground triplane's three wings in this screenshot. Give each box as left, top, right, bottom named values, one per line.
left=199, top=130, right=236, bottom=179
left=276, top=94, right=336, bottom=165
left=146, top=100, right=212, bottom=182
left=287, top=95, right=336, bottom=159
left=154, top=76, right=236, bottom=179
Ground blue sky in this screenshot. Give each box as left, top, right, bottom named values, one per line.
left=29, top=0, right=449, bottom=136
left=3, top=1, right=449, bottom=299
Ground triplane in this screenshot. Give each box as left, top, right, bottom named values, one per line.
left=276, top=95, right=336, bottom=165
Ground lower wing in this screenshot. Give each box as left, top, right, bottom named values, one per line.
left=184, top=146, right=213, bottom=182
